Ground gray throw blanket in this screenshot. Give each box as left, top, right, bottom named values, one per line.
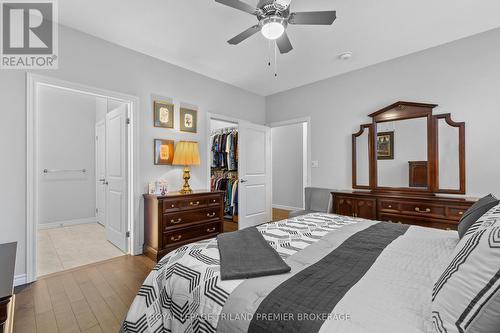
left=217, top=227, right=291, bottom=280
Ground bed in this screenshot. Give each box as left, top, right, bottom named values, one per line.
left=122, top=213, right=458, bottom=333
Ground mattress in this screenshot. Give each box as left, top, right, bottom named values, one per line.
left=122, top=213, right=458, bottom=333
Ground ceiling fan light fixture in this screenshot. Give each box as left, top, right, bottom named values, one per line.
left=274, top=0, right=292, bottom=9
left=261, top=16, right=285, bottom=40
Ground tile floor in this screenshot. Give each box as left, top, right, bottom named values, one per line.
left=37, top=223, right=125, bottom=277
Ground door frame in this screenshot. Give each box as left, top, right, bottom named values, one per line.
left=26, top=73, right=141, bottom=283
left=268, top=117, right=312, bottom=210
left=205, top=112, right=241, bottom=190
left=95, top=119, right=106, bottom=227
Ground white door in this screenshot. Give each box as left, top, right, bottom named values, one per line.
left=238, top=122, right=272, bottom=229
left=105, top=104, right=128, bottom=252
left=95, top=120, right=106, bottom=226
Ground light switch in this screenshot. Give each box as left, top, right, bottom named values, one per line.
left=311, top=160, right=319, bottom=168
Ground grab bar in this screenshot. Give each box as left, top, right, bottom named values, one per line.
left=43, top=168, right=87, bottom=174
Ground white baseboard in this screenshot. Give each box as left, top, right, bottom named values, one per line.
left=272, top=204, right=303, bottom=211
left=14, top=274, right=27, bottom=287
left=37, top=217, right=98, bottom=230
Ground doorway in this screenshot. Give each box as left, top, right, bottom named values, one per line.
left=207, top=113, right=272, bottom=230
left=26, top=74, right=139, bottom=282
left=269, top=118, right=311, bottom=217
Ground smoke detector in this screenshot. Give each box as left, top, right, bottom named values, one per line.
left=338, top=52, right=353, bottom=60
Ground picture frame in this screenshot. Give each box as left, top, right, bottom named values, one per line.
left=154, top=139, right=175, bottom=165
left=377, top=131, right=394, bottom=160
left=154, top=100, right=174, bottom=128
left=180, top=107, right=197, bottom=133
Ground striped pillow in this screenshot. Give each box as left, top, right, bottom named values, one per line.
left=431, top=203, right=500, bottom=333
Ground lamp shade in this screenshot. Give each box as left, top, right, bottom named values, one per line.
left=172, top=141, right=200, bottom=166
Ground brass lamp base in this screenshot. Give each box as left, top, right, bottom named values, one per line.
left=180, top=166, right=193, bottom=194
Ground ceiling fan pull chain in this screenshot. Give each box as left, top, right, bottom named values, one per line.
left=268, top=39, right=271, bottom=67
left=274, top=41, right=278, bottom=77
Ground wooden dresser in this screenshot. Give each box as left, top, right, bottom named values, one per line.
left=143, top=191, right=224, bottom=261
left=332, top=191, right=476, bottom=230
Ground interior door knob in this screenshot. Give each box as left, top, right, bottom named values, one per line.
left=240, top=179, right=248, bottom=183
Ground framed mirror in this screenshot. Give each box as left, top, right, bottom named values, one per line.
left=435, top=114, right=465, bottom=194
left=352, top=124, right=372, bottom=189
left=351, top=101, right=466, bottom=195
left=376, top=117, right=429, bottom=190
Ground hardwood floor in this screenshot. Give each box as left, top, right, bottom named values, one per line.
left=272, top=208, right=290, bottom=222
left=15, top=210, right=292, bottom=332
left=223, top=209, right=291, bottom=232
left=13, top=255, right=154, bottom=333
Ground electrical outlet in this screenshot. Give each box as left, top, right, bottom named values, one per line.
left=311, top=160, right=319, bottom=168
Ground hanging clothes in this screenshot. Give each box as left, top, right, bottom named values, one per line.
left=210, top=129, right=238, bottom=171
left=211, top=174, right=239, bottom=217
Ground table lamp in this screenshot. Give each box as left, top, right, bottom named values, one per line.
left=172, top=141, right=200, bottom=194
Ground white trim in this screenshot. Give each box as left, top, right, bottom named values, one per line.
left=37, top=217, right=98, bottom=230
left=26, top=73, right=141, bottom=284
left=205, top=112, right=240, bottom=190
left=272, top=204, right=303, bottom=211
left=14, top=274, right=27, bottom=287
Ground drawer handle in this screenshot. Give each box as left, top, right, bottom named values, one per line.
left=206, top=227, right=216, bottom=233
left=207, top=212, right=216, bottom=218
left=212, top=199, right=217, bottom=203
left=458, top=211, right=464, bottom=216
left=170, top=218, right=182, bottom=224
left=171, top=235, right=182, bottom=241
left=171, top=204, right=175, bottom=208
left=388, top=205, right=393, bottom=209
left=190, top=201, right=200, bottom=206
left=415, top=207, right=431, bottom=213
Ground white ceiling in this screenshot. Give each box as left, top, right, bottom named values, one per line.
left=58, top=0, right=500, bottom=96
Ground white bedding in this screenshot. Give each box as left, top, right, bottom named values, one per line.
left=122, top=214, right=458, bottom=333
left=318, top=226, right=458, bottom=333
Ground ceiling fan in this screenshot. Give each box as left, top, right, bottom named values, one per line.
left=215, top=0, right=337, bottom=54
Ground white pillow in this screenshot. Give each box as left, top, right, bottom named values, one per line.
left=431, top=203, right=500, bottom=333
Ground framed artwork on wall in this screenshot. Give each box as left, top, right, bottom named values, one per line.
left=377, top=131, right=394, bottom=160
left=180, top=107, right=197, bottom=133
left=154, top=139, right=175, bottom=165
left=154, top=100, right=174, bottom=128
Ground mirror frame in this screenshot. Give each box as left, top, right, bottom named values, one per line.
left=434, top=113, right=466, bottom=194
left=352, top=124, right=373, bottom=190
left=351, top=101, right=466, bottom=195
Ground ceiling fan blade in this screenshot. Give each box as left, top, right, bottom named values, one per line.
left=215, top=0, right=258, bottom=15
left=228, top=25, right=261, bottom=45
left=288, top=11, right=337, bottom=25
left=276, top=32, right=293, bottom=54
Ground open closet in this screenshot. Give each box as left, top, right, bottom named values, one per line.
left=210, top=119, right=239, bottom=229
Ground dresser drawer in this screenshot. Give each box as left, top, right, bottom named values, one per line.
left=164, top=222, right=221, bottom=246
left=447, top=206, right=467, bottom=220
left=379, top=200, right=400, bottom=212
left=379, top=213, right=457, bottom=230
left=162, top=195, right=222, bottom=213
left=163, top=199, right=181, bottom=213
left=163, top=208, right=221, bottom=229
left=399, top=202, right=446, bottom=217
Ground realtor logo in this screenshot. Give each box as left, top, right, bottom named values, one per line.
left=1, top=0, right=58, bottom=69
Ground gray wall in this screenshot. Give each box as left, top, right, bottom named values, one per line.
left=266, top=28, right=500, bottom=198
left=38, top=86, right=97, bottom=225
left=272, top=123, right=304, bottom=209
left=0, top=25, right=265, bottom=277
